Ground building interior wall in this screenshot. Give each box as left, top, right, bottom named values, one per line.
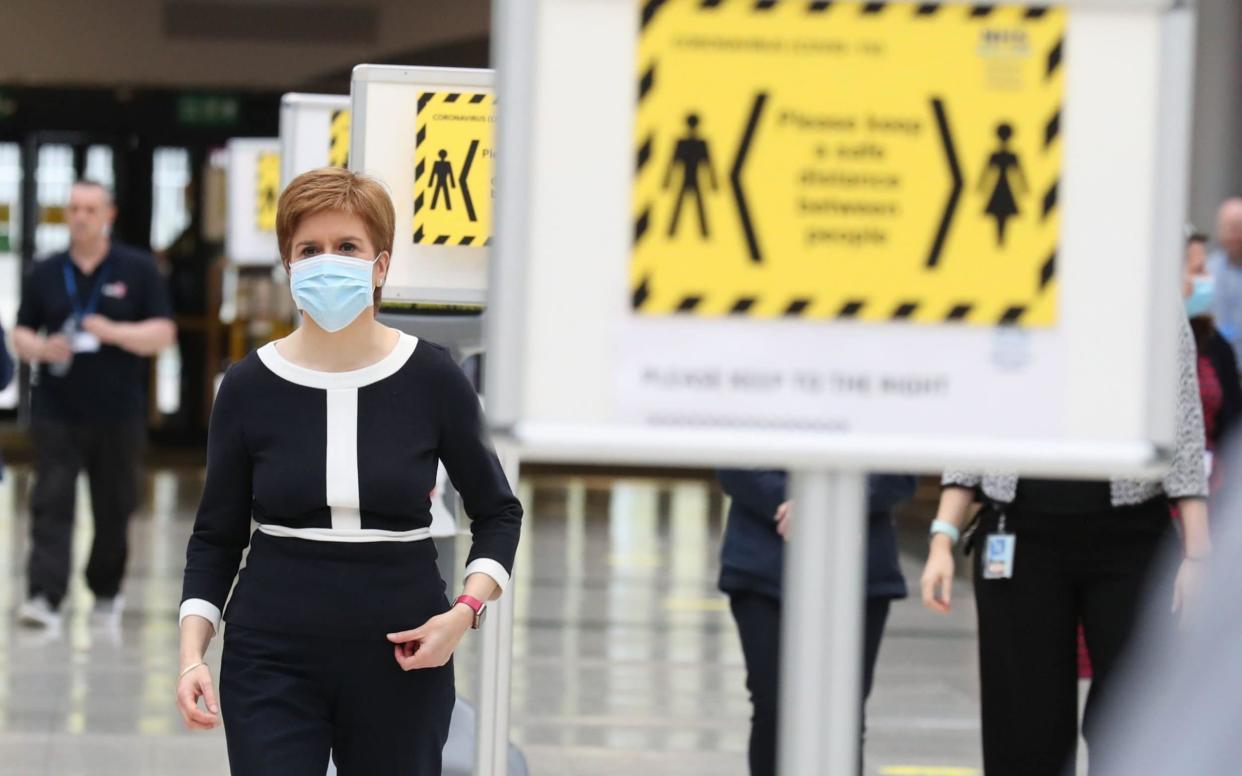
left=0, top=0, right=490, bottom=91
left=1188, top=0, right=1242, bottom=234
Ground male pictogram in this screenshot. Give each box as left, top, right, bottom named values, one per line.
left=663, top=113, right=718, bottom=238
left=430, top=149, right=456, bottom=210
left=978, top=122, right=1028, bottom=247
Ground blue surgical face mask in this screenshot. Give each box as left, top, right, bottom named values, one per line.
left=1185, top=275, right=1215, bottom=319
left=289, top=253, right=380, bottom=333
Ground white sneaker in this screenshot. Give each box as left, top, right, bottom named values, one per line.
left=17, top=596, right=61, bottom=629
left=91, top=595, right=125, bottom=623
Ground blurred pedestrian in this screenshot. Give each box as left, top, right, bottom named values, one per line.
left=1092, top=433, right=1242, bottom=776
left=0, top=321, right=12, bottom=481
left=11, top=180, right=176, bottom=629
left=717, top=469, right=914, bottom=776
left=1207, top=197, right=1242, bottom=350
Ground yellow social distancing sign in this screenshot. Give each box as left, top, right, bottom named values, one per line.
left=413, top=91, right=495, bottom=247
left=256, top=150, right=281, bottom=233
left=631, top=0, right=1065, bottom=327
left=329, top=109, right=351, bottom=169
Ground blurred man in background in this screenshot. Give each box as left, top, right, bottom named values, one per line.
left=1207, top=197, right=1242, bottom=351
left=11, top=180, right=175, bottom=629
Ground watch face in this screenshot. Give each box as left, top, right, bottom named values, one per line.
left=475, top=606, right=487, bottom=629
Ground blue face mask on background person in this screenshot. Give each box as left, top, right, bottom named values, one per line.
left=1185, top=275, right=1215, bottom=319
left=289, top=253, right=380, bottom=332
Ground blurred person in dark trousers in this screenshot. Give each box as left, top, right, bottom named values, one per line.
left=716, top=469, right=915, bottom=776
left=11, top=180, right=175, bottom=629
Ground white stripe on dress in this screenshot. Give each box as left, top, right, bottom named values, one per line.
left=257, top=524, right=433, bottom=543
left=325, top=387, right=362, bottom=531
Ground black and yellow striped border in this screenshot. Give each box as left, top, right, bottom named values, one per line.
left=633, top=1, right=1063, bottom=327
left=329, top=109, right=351, bottom=169
left=255, top=150, right=280, bottom=233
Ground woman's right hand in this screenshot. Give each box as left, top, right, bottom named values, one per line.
left=920, top=536, right=956, bottom=614
left=176, top=663, right=220, bottom=730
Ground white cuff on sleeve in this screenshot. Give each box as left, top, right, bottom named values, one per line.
left=464, top=558, right=511, bottom=597
left=179, top=598, right=222, bottom=634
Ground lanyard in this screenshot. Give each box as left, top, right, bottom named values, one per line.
left=62, top=256, right=110, bottom=323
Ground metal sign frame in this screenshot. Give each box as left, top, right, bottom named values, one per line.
left=225, top=137, right=282, bottom=267
left=488, top=1, right=1197, bottom=775
left=279, top=92, right=351, bottom=187
left=486, top=0, right=1194, bottom=479
left=350, top=65, right=496, bottom=306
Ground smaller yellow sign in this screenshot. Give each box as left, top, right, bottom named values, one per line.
left=329, top=110, right=351, bottom=169
left=413, top=91, right=495, bottom=247
left=256, top=151, right=280, bottom=232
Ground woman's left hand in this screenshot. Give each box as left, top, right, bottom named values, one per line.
left=387, top=605, right=473, bottom=670
left=1172, top=557, right=1205, bottom=616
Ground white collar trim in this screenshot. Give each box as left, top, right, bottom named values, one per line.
left=257, top=332, right=419, bottom=389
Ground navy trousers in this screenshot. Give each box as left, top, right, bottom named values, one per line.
left=28, top=417, right=144, bottom=607
left=729, top=592, right=892, bottom=776
left=220, top=623, right=455, bottom=776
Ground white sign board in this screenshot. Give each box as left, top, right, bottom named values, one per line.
left=279, top=93, right=351, bottom=187
left=225, top=137, right=281, bottom=267
left=351, top=65, right=496, bottom=306
left=487, top=0, right=1194, bottom=475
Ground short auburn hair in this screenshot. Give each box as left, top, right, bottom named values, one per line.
left=276, top=167, right=395, bottom=308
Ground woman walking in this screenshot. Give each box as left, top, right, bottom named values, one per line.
left=920, top=314, right=1210, bottom=776
left=175, top=168, right=522, bottom=774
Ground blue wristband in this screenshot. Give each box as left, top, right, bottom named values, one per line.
left=930, top=519, right=960, bottom=546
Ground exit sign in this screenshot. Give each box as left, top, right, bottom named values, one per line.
left=178, top=94, right=240, bottom=127
left=0, top=89, right=15, bottom=121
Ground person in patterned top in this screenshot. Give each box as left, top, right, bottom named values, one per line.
left=919, top=311, right=1210, bottom=775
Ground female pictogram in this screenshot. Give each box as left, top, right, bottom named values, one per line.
left=430, top=149, right=456, bottom=210
left=663, top=113, right=718, bottom=238
left=978, top=122, right=1028, bottom=247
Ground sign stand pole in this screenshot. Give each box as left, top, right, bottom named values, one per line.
left=779, top=470, right=867, bottom=776
left=475, top=447, right=519, bottom=776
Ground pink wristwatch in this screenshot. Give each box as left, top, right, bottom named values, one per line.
left=454, top=594, right=486, bottom=630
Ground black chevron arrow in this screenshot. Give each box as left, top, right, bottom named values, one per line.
left=732, top=92, right=767, bottom=264
left=460, top=139, right=480, bottom=223
left=926, top=97, right=962, bottom=268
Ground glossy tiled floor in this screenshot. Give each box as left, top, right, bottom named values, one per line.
left=0, top=467, right=987, bottom=775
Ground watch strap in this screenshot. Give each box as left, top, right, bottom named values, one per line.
left=454, top=594, right=485, bottom=629
left=929, top=519, right=961, bottom=546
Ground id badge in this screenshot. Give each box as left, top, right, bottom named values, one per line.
left=71, top=331, right=102, bottom=354
left=982, top=533, right=1016, bottom=580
